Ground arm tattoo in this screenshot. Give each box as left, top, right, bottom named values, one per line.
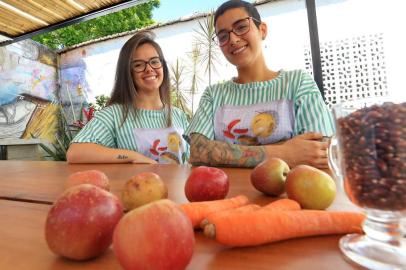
left=117, top=154, right=128, bottom=160
left=189, top=133, right=266, bottom=168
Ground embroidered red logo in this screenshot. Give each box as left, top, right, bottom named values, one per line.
left=223, top=119, right=248, bottom=139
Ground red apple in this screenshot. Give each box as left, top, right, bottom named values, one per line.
left=251, top=158, right=290, bottom=196
left=184, top=166, right=229, bottom=202
left=45, top=184, right=123, bottom=260
left=65, top=170, right=110, bottom=191
left=121, top=172, right=168, bottom=211
left=285, top=165, right=336, bottom=210
left=113, top=199, right=194, bottom=270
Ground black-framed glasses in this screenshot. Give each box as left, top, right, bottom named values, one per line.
left=213, top=17, right=261, bottom=47
left=131, top=57, right=162, bottom=73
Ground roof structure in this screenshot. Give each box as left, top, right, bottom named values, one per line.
left=0, top=0, right=149, bottom=46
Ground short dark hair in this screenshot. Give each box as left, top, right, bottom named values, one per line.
left=108, top=30, right=172, bottom=127
left=214, top=0, right=261, bottom=29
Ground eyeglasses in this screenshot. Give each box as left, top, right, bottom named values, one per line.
left=213, top=17, right=260, bottom=47
left=131, top=57, right=162, bottom=73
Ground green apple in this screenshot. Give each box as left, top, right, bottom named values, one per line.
left=285, top=165, right=336, bottom=210
left=250, top=158, right=290, bottom=196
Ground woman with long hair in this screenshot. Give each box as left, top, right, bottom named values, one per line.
left=67, top=31, right=189, bottom=164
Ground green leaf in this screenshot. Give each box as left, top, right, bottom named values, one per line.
left=37, top=143, right=61, bottom=161
left=193, top=12, right=221, bottom=85
left=55, top=136, right=67, bottom=156
left=59, top=109, right=73, bottom=141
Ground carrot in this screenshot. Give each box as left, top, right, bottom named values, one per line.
left=204, top=210, right=364, bottom=247
left=200, top=199, right=300, bottom=229
left=200, top=204, right=261, bottom=229
left=262, top=199, right=301, bottom=211
left=179, top=195, right=249, bottom=228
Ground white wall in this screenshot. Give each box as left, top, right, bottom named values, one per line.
left=316, top=0, right=405, bottom=101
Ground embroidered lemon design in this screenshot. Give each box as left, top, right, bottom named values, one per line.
left=167, top=132, right=181, bottom=152
left=251, top=112, right=276, bottom=138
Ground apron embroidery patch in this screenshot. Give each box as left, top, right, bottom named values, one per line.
left=214, top=101, right=294, bottom=145
left=133, top=126, right=186, bottom=164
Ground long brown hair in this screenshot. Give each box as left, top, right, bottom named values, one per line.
left=108, top=30, right=172, bottom=126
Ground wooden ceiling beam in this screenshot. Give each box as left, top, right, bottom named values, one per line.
left=2, top=0, right=56, bottom=23
left=64, top=0, right=88, bottom=13
left=0, top=1, right=48, bottom=28
left=75, top=1, right=101, bottom=10
left=33, top=0, right=79, bottom=18
left=75, top=0, right=122, bottom=12
left=0, top=19, right=25, bottom=35
left=0, top=6, right=42, bottom=32
left=25, top=0, right=66, bottom=20
left=59, top=0, right=90, bottom=13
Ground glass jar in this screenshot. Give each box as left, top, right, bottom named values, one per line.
left=328, top=98, right=406, bottom=269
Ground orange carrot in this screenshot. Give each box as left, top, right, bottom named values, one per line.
left=262, top=199, right=301, bottom=211
left=200, top=204, right=261, bottom=229
left=179, top=195, right=249, bottom=228
left=204, top=210, right=364, bottom=247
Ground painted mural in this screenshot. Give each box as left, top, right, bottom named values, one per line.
left=0, top=40, right=58, bottom=141
left=59, top=38, right=125, bottom=123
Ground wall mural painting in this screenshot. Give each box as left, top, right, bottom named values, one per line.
left=59, top=65, right=89, bottom=125
left=0, top=41, right=58, bottom=140
left=0, top=94, right=37, bottom=139
left=60, top=48, right=101, bottom=124
left=21, top=95, right=60, bottom=143
left=59, top=41, right=124, bottom=106
left=60, top=66, right=88, bottom=102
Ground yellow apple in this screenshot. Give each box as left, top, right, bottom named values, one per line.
left=285, top=165, right=336, bottom=210
left=121, top=172, right=168, bottom=211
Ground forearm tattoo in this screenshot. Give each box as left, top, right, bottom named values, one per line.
left=117, top=154, right=128, bottom=160
left=189, top=134, right=266, bottom=168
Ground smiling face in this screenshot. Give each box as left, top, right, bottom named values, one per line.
left=215, top=7, right=267, bottom=69
left=131, top=43, right=164, bottom=94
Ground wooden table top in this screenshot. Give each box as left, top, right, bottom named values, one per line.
left=0, top=160, right=364, bottom=270
left=0, top=161, right=193, bottom=204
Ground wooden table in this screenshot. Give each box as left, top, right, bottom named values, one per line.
left=0, top=161, right=364, bottom=270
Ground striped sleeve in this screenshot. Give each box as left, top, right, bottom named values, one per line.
left=176, top=107, right=190, bottom=132
left=294, top=71, right=335, bottom=136
left=71, top=107, right=117, bottom=147
left=184, top=86, right=215, bottom=142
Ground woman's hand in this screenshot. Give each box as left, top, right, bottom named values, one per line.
left=266, top=132, right=329, bottom=169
